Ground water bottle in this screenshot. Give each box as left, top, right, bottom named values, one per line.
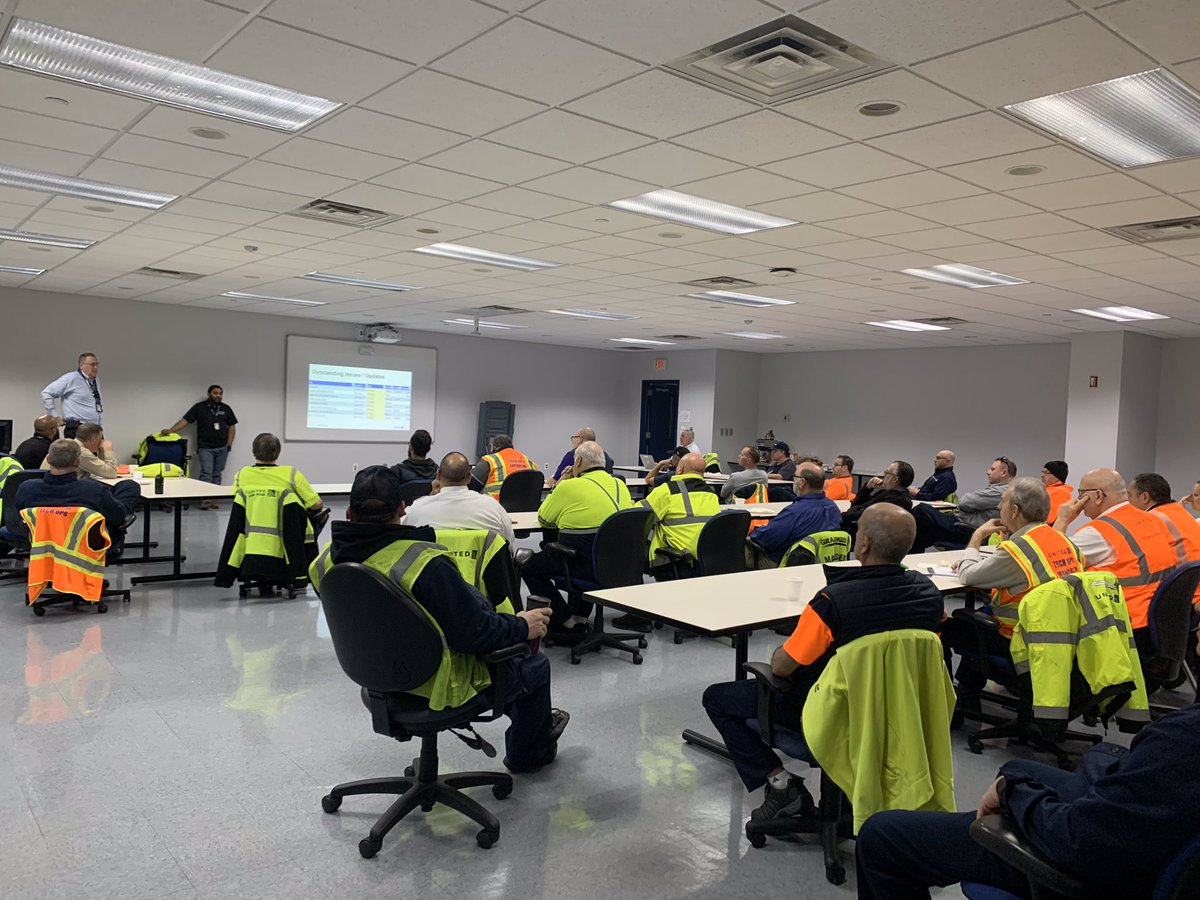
left=154, top=473, right=164, bottom=495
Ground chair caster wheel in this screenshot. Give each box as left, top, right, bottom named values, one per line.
left=673, top=633, right=683, bottom=645
left=359, top=837, right=381, bottom=859
left=570, top=655, right=581, bottom=665
left=747, top=831, right=766, bottom=849
left=238, top=586, right=248, bottom=599
left=476, top=829, right=498, bottom=849
left=420, top=799, right=435, bottom=812
left=404, top=766, right=415, bottom=778
left=287, top=589, right=297, bottom=599
left=967, top=739, right=983, bottom=755
left=321, top=794, right=341, bottom=813
left=97, top=602, right=108, bottom=614
left=825, top=865, right=846, bottom=886
left=637, top=637, right=648, bottom=649
left=653, top=621, right=663, bottom=630
left=33, top=605, right=46, bottom=616
left=492, top=783, right=512, bottom=800
left=632, top=653, right=643, bottom=665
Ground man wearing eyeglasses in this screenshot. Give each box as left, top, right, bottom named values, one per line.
left=910, top=457, right=1015, bottom=552
left=41, top=353, right=103, bottom=426
left=1054, top=467, right=1175, bottom=646
left=910, top=450, right=958, bottom=502
left=547, top=427, right=613, bottom=488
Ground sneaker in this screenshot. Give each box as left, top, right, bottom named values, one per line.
left=504, top=709, right=571, bottom=773
left=751, top=775, right=814, bottom=821
left=612, top=614, right=652, bottom=633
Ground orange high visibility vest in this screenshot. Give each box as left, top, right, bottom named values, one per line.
left=991, top=525, right=1084, bottom=638
left=825, top=476, right=856, bottom=502
left=1046, top=482, right=1073, bottom=525
left=1083, top=505, right=1176, bottom=629
left=1150, top=501, right=1200, bottom=566
left=746, top=482, right=770, bottom=529
left=20, top=506, right=111, bottom=604
left=482, top=448, right=535, bottom=498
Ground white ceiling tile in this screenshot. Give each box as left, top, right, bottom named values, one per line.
left=103, top=134, right=243, bottom=178
left=764, top=143, right=921, bottom=189
left=0, top=106, right=117, bottom=158
left=565, top=71, right=757, bottom=139
left=841, top=171, right=983, bottom=207
left=262, top=0, right=505, bottom=64
left=467, top=187, right=585, bottom=219
left=0, top=69, right=149, bottom=130
left=434, top=19, right=645, bottom=105
left=627, top=247, right=718, bottom=268
left=914, top=15, right=1156, bottom=107
left=867, top=112, right=1050, bottom=168
left=941, top=144, right=1113, bottom=191
left=673, top=111, right=845, bottom=165
left=1089, top=258, right=1200, bottom=282
left=420, top=141, right=569, bottom=183
left=191, top=181, right=308, bottom=213
left=371, top=164, right=503, bottom=202
left=128, top=107, right=288, bottom=157
left=302, top=108, right=464, bottom=161
left=1006, top=174, right=1161, bottom=211
left=80, top=158, right=208, bottom=195
left=862, top=227, right=984, bottom=251
left=259, top=139, right=401, bottom=181
left=799, top=260, right=881, bottom=278
left=1008, top=231, right=1129, bottom=254
left=528, top=0, right=781, bottom=64
left=753, top=192, right=883, bottom=222
left=563, top=234, right=661, bottom=256
left=1052, top=245, right=1165, bottom=266
left=543, top=206, right=659, bottom=233
left=40, top=195, right=150, bottom=222
left=822, top=210, right=936, bottom=237
left=418, top=203, right=528, bottom=232
left=963, top=213, right=1088, bottom=240
left=363, top=70, right=545, bottom=136
left=902, top=194, right=1041, bottom=226
left=778, top=71, right=981, bottom=139
left=515, top=168, right=657, bottom=206
left=324, top=184, right=446, bottom=217
left=677, top=169, right=816, bottom=206
left=803, top=0, right=1076, bottom=63
left=1096, top=0, right=1200, bottom=64
left=746, top=223, right=859, bottom=249
left=591, top=142, right=740, bottom=186
left=811, top=238, right=908, bottom=261
left=488, top=111, right=651, bottom=164
left=224, top=160, right=354, bottom=198
left=0, top=138, right=89, bottom=177
left=1132, top=158, right=1200, bottom=194
left=1061, top=196, right=1198, bottom=227
left=14, top=0, right=246, bottom=61
left=208, top=19, right=409, bottom=103
left=493, top=220, right=601, bottom=246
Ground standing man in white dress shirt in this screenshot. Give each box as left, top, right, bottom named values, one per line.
left=42, top=353, right=104, bottom=426
left=404, top=452, right=516, bottom=546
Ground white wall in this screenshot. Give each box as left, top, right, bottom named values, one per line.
left=0, top=286, right=636, bottom=481
left=756, top=343, right=1071, bottom=483
left=1156, top=338, right=1200, bottom=496
left=1064, top=332, right=1125, bottom=479
left=621, top=349, right=717, bottom=454
left=711, top=350, right=762, bottom=466
left=1115, top=333, right=1161, bottom=477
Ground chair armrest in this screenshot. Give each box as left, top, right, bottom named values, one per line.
left=481, top=642, right=531, bottom=665
left=482, top=642, right=532, bottom=719
left=654, top=547, right=691, bottom=562
left=545, top=542, right=577, bottom=559
left=743, top=661, right=791, bottom=746
left=970, top=815, right=1089, bottom=898
left=512, top=547, right=532, bottom=567
left=742, top=661, right=793, bottom=693
left=952, top=607, right=1000, bottom=632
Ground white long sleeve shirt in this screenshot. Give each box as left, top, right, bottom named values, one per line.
left=402, top=486, right=516, bottom=546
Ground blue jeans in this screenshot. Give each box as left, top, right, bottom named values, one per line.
left=197, top=446, right=229, bottom=485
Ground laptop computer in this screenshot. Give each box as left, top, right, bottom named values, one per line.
left=639, top=453, right=657, bottom=467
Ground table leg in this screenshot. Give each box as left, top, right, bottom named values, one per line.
left=682, top=729, right=731, bottom=760
left=130, top=500, right=212, bottom=585
left=734, top=631, right=749, bottom=680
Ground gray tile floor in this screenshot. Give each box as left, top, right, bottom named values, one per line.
left=0, top=503, right=1145, bottom=899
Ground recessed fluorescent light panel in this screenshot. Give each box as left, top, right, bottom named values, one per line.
left=608, top=189, right=797, bottom=235
left=0, top=165, right=176, bottom=209
left=442, top=318, right=527, bottom=330
left=1004, top=69, right=1200, bottom=168
left=0, top=264, right=45, bottom=275
left=0, top=227, right=94, bottom=249
left=221, top=291, right=324, bottom=306
left=548, top=309, right=638, bottom=321
left=301, top=272, right=421, bottom=291
left=722, top=331, right=785, bottom=340
left=413, top=243, right=559, bottom=272
left=1071, top=305, right=1169, bottom=322
left=0, top=18, right=341, bottom=132
left=687, top=290, right=796, bottom=308
left=901, top=264, right=1027, bottom=288
left=609, top=337, right=677, bottom=346
left=867, top=320, right=951, bottom=332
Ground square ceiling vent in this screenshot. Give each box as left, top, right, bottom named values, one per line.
left=666, top=15, right=893, bottom=105
left=286, top=199, right=402, bottom=229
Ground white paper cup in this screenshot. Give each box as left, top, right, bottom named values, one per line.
left=130, top=470, right=144, bottom=482
left=785, top=576, right=805, bottom=602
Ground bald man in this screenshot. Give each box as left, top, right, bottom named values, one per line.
left=1054, top=467, right=1175, bottom=646
left=702, top=504, right=944, bottom=821
left=747, top=462, right=842, bottom=568
left=911, top=450, right=958, bottom=501
left=13, top=415, right=60, bottom=471
left=643, top=452, right=721, bottom=568
left=404, top=452, right=516, bottom=545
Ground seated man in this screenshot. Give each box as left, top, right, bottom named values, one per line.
left=747, top=462, right=842, bottom=568
left=392, top=428, right=437, bottom=484
left=1054, top=467, right=1175, bottom=647
left=720, top=446, right=768, bottom=502
left=405, top=452, right=516, bottom=546
left=680, top=427, right=700, bottom=455
left=1041, top=459, right=1073, bottom=524
left=472, top=434, right=536, bottom=499
left=910, top=450, right=957, bottom=501
left=644, top=445, right=690, bottom=489
left=764, top=442, right=795, bottom=482
left=1128, top=472, right=1200, bottom=563
left=310, top=466, right=569, bottom=773
left=233, top=433, right=324, bottom=515
left=548, top=427, right=614, bottom=487
left=841, top=460, right=914, bottom=538
left=15, top=439, right=140, bottom=555
left=42, top=422, right=117, bottom=480
left=1181, top=478, right=1200, bottom=516
left=944, top=477, right=1084, bottom=706
left=521, top=441, right=633, bottom=637
left=824, top=454, right=855, bottom=502
left=703, top=505, right=944, bottom=819
left=13, top=415, right=59, bottom=471
left=911, top=457, right=1015, bottom=553
left=855, top=702, right=1200, bottom=899
left=644, top=452, right=721, bottom=572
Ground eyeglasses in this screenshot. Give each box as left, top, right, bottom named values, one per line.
left=569, top=434, right=583, bottom=441
left=1077, top=488, right=1105, bottom=500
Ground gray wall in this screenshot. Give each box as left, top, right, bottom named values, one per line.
left=712, top=350, right=762, bottom=467
left=1156, top=338, right=1200, bottom=497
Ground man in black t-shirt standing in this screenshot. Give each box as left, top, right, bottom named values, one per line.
left=163, top=385, right=238, bottom=509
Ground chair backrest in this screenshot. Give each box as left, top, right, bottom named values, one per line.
left=1147, top=561, right=1200, bottom=669
left=498, top=468, right=545, bottom=513
left=3, top=470, right=45, bottom=535
left=782, top=530, right=852, bottom=567
left=1159, top=829, right=1200, bottom=900
left=593, top=507, right=656, bottom=588
left=695, top=509, right=752, bottom=576
left=318, top=562, right=443, bottom=693
left=398, top=480, right=433, bottom=505
left=766, top=484, right=795, bottom=503
left=140, top=435, right=187, bottom=467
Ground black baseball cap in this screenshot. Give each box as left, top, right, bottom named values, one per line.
left=774, top=441, right=790, bottom=453
left=349, top=464, right=404, bottom=521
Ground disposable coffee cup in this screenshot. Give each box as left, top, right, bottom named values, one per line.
left=784, top=576, right=805, bottom=603
left=130, top=470, right=144, bottom=483
left=525, top=596, right=551, bottom=654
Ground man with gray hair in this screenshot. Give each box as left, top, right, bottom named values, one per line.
left=548, top=426, right=614, bottom=487
left=41, top=422, right=117, bottom=480
left=680, top=427, right=700, bottom=455
left=16, top=438, right=140, bottom=555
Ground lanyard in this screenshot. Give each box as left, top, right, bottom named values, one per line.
left=79, top=370, right=102, bottom=412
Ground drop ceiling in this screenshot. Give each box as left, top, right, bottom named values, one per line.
left=0, top=0, right=1198, bottom=352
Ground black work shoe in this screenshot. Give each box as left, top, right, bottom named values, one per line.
left=503, top=709, right=571, bottom=774
left=751, top=776, right=815, bottom=821
left=612, top=614, right=653, bottom=633
left=547, top=622, right=590, bottom=647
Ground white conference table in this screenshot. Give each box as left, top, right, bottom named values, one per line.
left=507, top=499, right=798, bottom=534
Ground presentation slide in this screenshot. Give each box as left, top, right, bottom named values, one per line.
left=307, top=364, right=412, bottom=431
left=285, top=336, right=436, bottom=444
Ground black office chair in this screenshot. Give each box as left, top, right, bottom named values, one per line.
left=543, top=507, right=655, bottom=665
left=767, top=484, right=795, bottom=503
left=397, top=481, right=433, bottom=506
left=23, top=509, right=131, bottom=615
left=317, top=563, right=528, bottom=857
left=963, top=816, right=1200, bottom=899
left=0, top=470, right=45, bottom=580
left=1142, top=561, right=1200, bottom=704
left=654, top=510, right=750, bottom=644
left=498, top=469, right=544, bottom=513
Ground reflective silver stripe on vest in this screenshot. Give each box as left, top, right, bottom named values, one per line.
left=65, top=509, right=91, bottom=552
left=1007, top=535, right=1054, bottom=585
left=677, top=479, right=695, bottom=517
left=1098, top=515, right=1154, bottom=582
left=246, top=525, right=282, bottom=537
left=1079, top=615, right=1122, bottom=639
left=1117, top=568, right=1174, bottom=587
left=1020, top=630, right=1078, bottom=645
left=1014, top=659, right=1031, bottom=674
left=30, top=544, right=106, bottom=575
left=559, top=527, right=599, bottom=535
left=992, top=605, right=1020, bottom=621
left=477, top=530, right=501, bottom=587
left=1153, top=509, right=1189, bottom=565
left=1032, top=705, right=1070, bottom=719
left=388, top=542, right=450, bottom=653
left=314, top=549, right=333, bottom=582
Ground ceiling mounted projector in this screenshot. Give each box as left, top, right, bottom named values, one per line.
left=357, top=323, right=402, bottom=344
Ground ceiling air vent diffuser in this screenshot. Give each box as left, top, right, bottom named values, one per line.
left=286, top=199, right=402, bottom=228
left=135, top=266, right=204, bottom=280
left=1103, top=216, right=1200, bottom=244
left=913, top=317, right=970, bottom=327
left=667, top=15, right=893, bottom=105
left=681, top=275, right=760, bottom=289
